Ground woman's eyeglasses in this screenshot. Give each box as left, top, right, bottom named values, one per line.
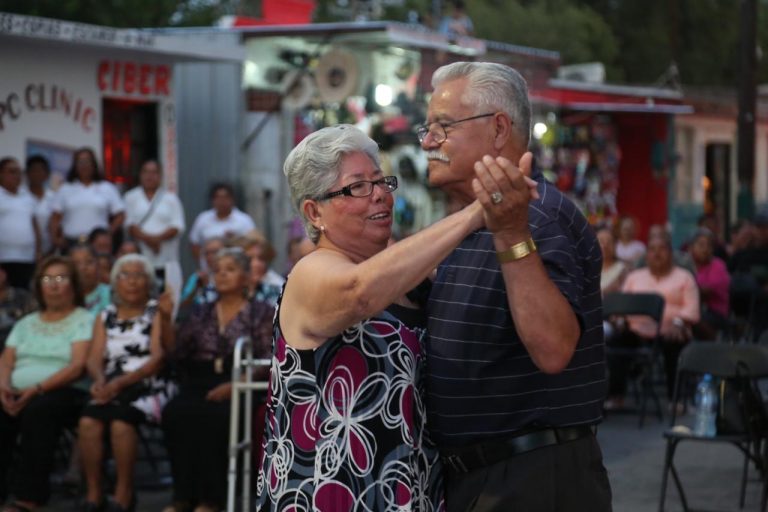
left=317, top=176, right=398, bottom=201
left=41, top=275, right=71, bottom=286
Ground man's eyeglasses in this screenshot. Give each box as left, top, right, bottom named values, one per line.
left=415, top=113, right=496, bottom=144
left=317, top=176, right=398, bottom=201
left=41, top=275, right=71, bottom=286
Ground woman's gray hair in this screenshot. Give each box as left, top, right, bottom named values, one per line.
left=432, top=61, right=531, bottom=147
left=110, top=253, right=157, bottom=300
left=215, top=247, right=251, bottom=273
left=283, top=124, right=381, bottom=242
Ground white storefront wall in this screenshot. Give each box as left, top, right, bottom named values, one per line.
left=0, top=42, right=177, bottom=190
left=675, top=116, right=768, bottom=216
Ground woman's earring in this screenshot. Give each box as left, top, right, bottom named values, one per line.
left=320, top=225, right=326, bottom=234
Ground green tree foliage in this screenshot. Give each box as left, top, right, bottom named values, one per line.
left=576, top=0, right=766, bottom=86
left=468, top=0, right=619, bottom=75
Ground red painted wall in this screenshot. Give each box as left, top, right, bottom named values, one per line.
left=615, top=113, right=670, bottom=241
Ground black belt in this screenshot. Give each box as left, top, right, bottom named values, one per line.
left=441, top=425, right=596, bottom=474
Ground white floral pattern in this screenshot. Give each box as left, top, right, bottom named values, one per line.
left=256, top=306, right=444, bottom=512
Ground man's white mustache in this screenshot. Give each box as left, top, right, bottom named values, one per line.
left=426, top=151, right=450, bottom=162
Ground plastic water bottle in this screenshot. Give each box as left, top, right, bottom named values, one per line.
left=693, top=373, right=717, bottom=437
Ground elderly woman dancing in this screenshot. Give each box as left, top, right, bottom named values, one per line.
left=256, top=125, right=488, bottom=511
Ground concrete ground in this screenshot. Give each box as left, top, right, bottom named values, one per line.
left=42, top=408, right=765, bottom=511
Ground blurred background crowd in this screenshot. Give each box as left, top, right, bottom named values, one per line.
left=0, top=149, right=314, bottom=512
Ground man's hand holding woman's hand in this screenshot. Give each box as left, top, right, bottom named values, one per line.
left=472, top=152, right=538, bottom=241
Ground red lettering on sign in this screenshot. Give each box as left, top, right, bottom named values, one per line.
left=97, top=61, right=109, bottom=91
left=82, top=107, right=95, bottom=132
left=112, top=62, right=121, bottom=92
left=139, top=64, right=152, bottom=95
left=124, top=63, right=136, bottom=94
left=96, top=60, right=171, bottom=96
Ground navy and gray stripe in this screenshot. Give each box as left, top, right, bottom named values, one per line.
left=426, top=174, right=606, bottom=446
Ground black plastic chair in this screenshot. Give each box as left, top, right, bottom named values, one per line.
left=603, top=292, right=666, bottom=427
left=659, top=342, right=768, bottom=512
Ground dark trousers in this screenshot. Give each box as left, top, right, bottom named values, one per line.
left=0, top=387, right=86, bottom=504
left=607, top=330, right=684, bottom=400
left=162, top=365, right=230, bottom=508
left=443, top=434, right=612, bottom=512
left=0, top=262, right=35, bottom=290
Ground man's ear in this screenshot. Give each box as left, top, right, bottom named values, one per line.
left=303, top=198, right=322, bottom=231
left=492, top=112, right=513, bottom=151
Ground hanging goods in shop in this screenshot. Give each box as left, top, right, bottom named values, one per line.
left=315, top=48, right=359, bottom=103
left=280, top=68, right=316, bottom=110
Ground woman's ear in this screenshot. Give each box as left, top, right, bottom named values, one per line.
left=303, top=199, right=322, bottom=231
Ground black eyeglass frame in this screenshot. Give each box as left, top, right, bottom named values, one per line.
left=415, top=112, right=497, bottom=144
left=316, top=175, right=398, bottom=201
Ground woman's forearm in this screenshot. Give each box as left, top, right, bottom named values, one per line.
left=113, top=357, right=163, bottom=389
left=38, top=362, right=84, bottom=392
left=286, top=203, right=483, bottom=339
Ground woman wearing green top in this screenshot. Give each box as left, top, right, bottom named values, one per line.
left=0, top=256, right=93, bottom=512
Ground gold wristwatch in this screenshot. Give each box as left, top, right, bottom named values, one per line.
left=496, top=238, right=537, bottom=263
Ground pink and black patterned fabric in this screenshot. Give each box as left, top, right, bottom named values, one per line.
left=256, top=304, right=444, bottom=511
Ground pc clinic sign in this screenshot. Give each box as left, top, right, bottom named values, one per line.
left=0, top=83, right=97, bottom=132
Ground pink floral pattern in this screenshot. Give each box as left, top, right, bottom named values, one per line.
left=256, top=308, right=444, bottom=511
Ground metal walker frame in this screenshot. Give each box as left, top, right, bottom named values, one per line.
left=226, top=336, right=271, bottom=512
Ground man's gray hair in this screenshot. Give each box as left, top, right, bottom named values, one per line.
left=432, top=61, right=531, bottom=147
left=283, top=124, right=381, bottom=242
left=110, top=253, right=157, bottom=299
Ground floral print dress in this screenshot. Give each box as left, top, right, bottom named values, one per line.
left=256, top=303, right=444, bottom=512
left=101, top=299, right=175, bottom=423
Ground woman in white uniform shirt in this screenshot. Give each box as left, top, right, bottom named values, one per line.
left=25, top=155, right=55, bottom=257
left=49, top=148, right=125, bottom=251
left=0, top=158, right=39, bottom=289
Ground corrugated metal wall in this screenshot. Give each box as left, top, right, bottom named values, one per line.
left=173, top=58, right=244, bottom=276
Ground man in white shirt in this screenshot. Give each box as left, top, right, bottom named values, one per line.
left=124, top=160, right=186, bottom=280
left=188, top=183, right=255, bottom=266
left=0, top=157, right=39, bottom=288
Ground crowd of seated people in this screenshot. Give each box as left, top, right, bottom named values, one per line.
left=0, top=149, right=314, bottom=512
left=602, top=212, right=768, bottom=411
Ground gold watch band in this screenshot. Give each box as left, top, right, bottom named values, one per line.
left=496, top=238, right=537, bottom=263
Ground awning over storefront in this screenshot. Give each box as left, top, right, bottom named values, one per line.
left=531, top=78, right=694, bottom=114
